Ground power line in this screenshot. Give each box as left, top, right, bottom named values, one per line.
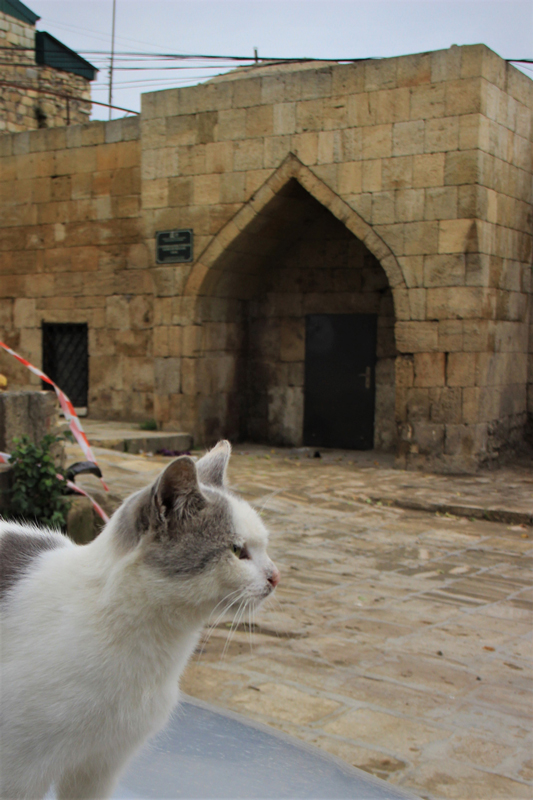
left=0, top=80, right=139, bottom=115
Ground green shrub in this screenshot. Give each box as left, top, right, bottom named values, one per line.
left=139, top=419, right=158, bottom=431
left=8, top=434, right=71, bottom=530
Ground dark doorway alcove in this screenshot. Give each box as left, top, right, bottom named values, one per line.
left=193, top=179, right=397, bottom=451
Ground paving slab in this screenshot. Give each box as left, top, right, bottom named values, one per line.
left=66, top=431, right=533, bottom=800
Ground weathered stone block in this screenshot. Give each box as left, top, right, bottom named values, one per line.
left=13, top=297, right=36, bottom=328
left=425, top=116, right=459, bottom=153
left=429, top=386, right=462, bottom=423
left=273, top=103, right=296, bottom=135
left=393, top=120, right=425, bottom=156
left=409, top=288, right=427, bottom=320
left=444, top=150, right=479, bottom=185
left=182, top=325, right=203, bottom=357
left=376, top=88, right=410, bottom=123
left=363, top=124, right=393, bottom=158
left=232, top=78, right=262, bottom=108
left=398, top=255, right=424, bottom=288
left=406, top=386, right=430, bottom=420
left=154, top=357, right=181, bottom=395
left=331, top=62, right=365, bottom=96
left=233, top=139, right=264, bottom=172
left=361, top=159, right=382, bottom=192
left=403, top=221, right=439, bottom=255
left=193, top=174, right=221, bottom=205
left=412, top=153, right=445, bottom=187
left=372, top=192, right=396, bottom=225
left=438, top=218, right=477, bottom=254
left=424, top=186, right=457, bottom=220
left=396, top=322, right=439, bottom=352
left=414, top=352, right=445, bottom=387
left=280, top=319, right=304, bottom=362
left=381, top=156, right=412, bottom=190
left=140, top=177, right=166, bottom=209
left=396, top=189, right=425, bottom=222
left=365, top=59, right=398, bottom=92
left=296, top=99, right=325, bottom=133
left=410, top=83, right=446, bottom=119
left=463, top=319, right=495, bottom=352
left=317, top=130, right=342, bottom=164
left=427, top=286, right=496, bottom=320
left=447, top=352, right=476, bottom=387
left=291, top=132, right=318, bottom=165
left=246, top=105, right=273, bottom=138
left=424, top=253, right=465, bottom=287
left=411, top=421, right=445, bottom=456
left=337, top=161, right=362, bottom=195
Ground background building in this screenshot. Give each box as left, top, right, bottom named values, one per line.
left=0, top=44, right=531, bottom=472
left=0, top=0, right=96, bottom=132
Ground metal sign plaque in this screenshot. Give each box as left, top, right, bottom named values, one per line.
left=156, top=229, right=193, bottom=264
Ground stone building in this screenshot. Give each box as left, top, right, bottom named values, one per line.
left=0, top=44, right=531, bottom=472
left=0, top=0, right=96, bottom=132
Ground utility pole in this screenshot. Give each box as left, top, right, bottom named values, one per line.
left=108, top=0, right=116, bottom=119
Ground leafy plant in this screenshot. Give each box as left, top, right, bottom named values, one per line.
left=139, top=419, right=158, bottom=431
left=8, top=434, right=71, bottom=529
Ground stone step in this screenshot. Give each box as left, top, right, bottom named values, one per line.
left=90, top=431, right=193, bottom=455
left=80, top=420, right=193, bottom=455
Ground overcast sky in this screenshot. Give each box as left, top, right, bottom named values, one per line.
left=27, top=0, right=533, bottom=121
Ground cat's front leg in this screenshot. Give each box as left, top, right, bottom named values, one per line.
left=55, top=758, right=123, bottom=800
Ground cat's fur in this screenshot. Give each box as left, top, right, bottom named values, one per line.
left=0, top=441, right=279, bottom=800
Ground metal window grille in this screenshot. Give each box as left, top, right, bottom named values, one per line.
left=42, top=323, right=88, bottom=408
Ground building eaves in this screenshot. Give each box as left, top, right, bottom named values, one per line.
left=35, top=31, right=98, bottom=81
left=0, top=0, right=39, bottom=26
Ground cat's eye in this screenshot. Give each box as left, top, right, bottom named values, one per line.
left=231, top=543, right=248, bottom=559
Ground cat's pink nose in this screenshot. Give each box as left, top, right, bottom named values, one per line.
left=268, top=567, right=280, bottom=588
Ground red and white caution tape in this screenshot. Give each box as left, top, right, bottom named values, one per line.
left=0, top=451, right=109, bottom=524
left=0, top=341, right=108, bottom=491
left=63, top=479, right=109, bottom=522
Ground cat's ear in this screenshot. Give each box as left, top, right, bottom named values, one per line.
left=196, top=440, right=231, bottom=488
left=154, top=456, right=204, bottom=518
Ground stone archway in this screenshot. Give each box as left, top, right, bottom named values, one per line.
left=185, top=154, right=405, bottom=298
left=182, top=155, right=403, bottom=449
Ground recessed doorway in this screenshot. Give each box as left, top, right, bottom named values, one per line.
left=303, top=313, right=377, bottom=450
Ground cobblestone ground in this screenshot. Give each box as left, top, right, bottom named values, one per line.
left=73, top=441, right=533, bottom=800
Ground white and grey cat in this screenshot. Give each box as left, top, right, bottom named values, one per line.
left=0, top=441, right=279, bottom=800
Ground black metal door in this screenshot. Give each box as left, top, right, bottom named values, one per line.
left=303, top=314, right=377, bottom=450
left=42, top=323, right=88, bottom=407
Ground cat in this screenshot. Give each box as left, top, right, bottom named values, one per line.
left=0, top=440, right=279, bottom=800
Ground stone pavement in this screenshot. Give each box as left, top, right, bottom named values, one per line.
left=68, top=431, right=533, bottom=800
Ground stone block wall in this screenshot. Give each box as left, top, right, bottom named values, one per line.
left=0, top=116, right=153, bottom=419
left=0, top=10, right=91, bottom=132
left=0, top=43, right=531, bottom=470
left=140, top=45, right=531, bottom=469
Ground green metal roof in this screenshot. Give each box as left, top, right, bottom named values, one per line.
left=0, top=0, right=39, bottom=25
left=35, top=31, right=97, bottom=81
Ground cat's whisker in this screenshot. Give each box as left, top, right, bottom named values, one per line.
left=255, top=488, right=284, bottom=515
left=196, top=589, right=247, bottom=662
left=206, top=588, right=244, bottom=628
left=247, top=605, right=253, bottom=652
left=221, top=598, right=245, bottom=660
left=222, top=596, right=251, bottom=660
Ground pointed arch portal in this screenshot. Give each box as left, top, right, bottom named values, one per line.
left=184, top=155, right=402, bottom=450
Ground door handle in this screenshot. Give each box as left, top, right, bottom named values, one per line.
left=358, top=366, right=371, bottom=389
